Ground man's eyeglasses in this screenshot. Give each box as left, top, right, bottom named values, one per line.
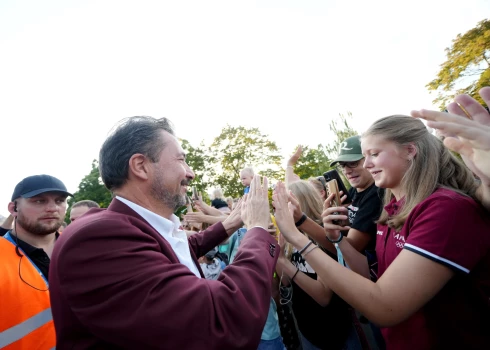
left=336, top=159, right=362, bottom=170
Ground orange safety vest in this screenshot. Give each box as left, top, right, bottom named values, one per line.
left=0, top=233, right=56, bottom=350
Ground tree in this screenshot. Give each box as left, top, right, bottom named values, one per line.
left=66, top=160, right=112, bottom=222
left=427, top=19, right=490, bottom=109
left=180, top=138, right=212, bottom=201
left=287, top=112, right=358, bottom=180
left=208, top=125, right=283, bottom=198
left=324, top=112, right=358, bottom=159
left=292, top=145, right=331, bottom=180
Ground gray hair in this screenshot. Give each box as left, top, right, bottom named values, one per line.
left=99, top=116, right=174, bottom=191
left=72, top=200, right=100, bottom=209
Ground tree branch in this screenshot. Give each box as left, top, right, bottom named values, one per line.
left=483, top=52, right=490, bottom=67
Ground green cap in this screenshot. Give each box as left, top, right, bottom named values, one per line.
left=329, top=135, right=363, bottom=167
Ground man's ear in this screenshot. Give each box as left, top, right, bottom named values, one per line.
left=128, top=154, right=152, bottom=181
left=8, top=201, right=17, bottom=217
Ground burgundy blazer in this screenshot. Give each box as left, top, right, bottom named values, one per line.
left=49, top=199, right=278, bottom=349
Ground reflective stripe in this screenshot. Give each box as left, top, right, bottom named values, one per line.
left=0, top=308, right=53, bottom=348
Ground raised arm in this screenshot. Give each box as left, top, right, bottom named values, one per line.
left=272, top=182, right=463, bottom=327
left=287, top=191, right=336, bottom=255
left=194, top=196, right=228, bottom=217
left=412, top=87, right=490, bottom=211
left=285, top=145, right=302, bottom=186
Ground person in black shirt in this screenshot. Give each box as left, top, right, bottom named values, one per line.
left=325, top=135, right=383, bottom=279
left=324, top=135, right=385, bottom=349
left=210, top=188, right=230, bottom=213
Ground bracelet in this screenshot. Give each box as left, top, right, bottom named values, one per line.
left=302, top=245, right=318, bottom=258
left=326, top=232, right=344, bottom=244
left=291, top=268, right=300, bottom=281
left=295, top=213, right=307, bottom=227
left=286, top=165, right=294, bottom=168
left=298, top=241, right=313, bottom=255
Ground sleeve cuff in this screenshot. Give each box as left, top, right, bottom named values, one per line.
left=404, top=243, right=469, bottom=273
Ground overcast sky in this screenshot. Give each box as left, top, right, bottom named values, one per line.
left=1, top=0, right=488, bottom=217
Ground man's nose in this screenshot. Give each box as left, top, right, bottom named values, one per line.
left=186, top=164, right=195, bottom=180
left=46, top=201, right=59, bottom=212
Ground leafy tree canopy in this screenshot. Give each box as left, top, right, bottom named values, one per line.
left=287, top=112, right=358, bottom=181
left=427, top=19, right=490, bottom=109
left=65, top=160, right=112, bottom=222
left=208, top=125, right=282, bottom=198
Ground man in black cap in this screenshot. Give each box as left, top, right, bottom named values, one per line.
left=0, top=174, right=71, bottom=349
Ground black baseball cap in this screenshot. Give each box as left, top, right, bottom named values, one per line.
left=11, top=175, right=73, bottom=201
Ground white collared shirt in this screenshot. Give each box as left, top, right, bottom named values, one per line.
left=116, top=196, right=201, bottom=278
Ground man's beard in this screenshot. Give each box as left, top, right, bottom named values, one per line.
left=16, top=212, right=62, bottom=236
left=151, top=173, right=187, bottom=211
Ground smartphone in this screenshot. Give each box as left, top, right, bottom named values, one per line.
left=323, top=170, right=352, bottom=204
left=192, top=186, right=199, bottom=200
left=326, top=179, right=342, bottom=207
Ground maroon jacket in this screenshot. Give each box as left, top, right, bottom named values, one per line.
left=49, top=199, right=278, bottom=349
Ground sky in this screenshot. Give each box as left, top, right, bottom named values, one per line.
left=0, top=0, right=488, bottom=217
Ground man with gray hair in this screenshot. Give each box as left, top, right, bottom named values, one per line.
left=69, top=200, right=100, bottom=222
left=49, top=116, right=278, bottom=349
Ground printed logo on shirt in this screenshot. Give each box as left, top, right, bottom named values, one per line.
left=393, top=233, right=405, bottom=249
left=269, top=243, right=276, bottom=258
left=377, top=230, right=384, bottom=236
left=348, top=204, right=359, bottom=225
left=291, top=249, right=316, bottom=273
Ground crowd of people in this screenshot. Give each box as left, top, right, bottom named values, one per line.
left=0, top=87, right=490, bottom=350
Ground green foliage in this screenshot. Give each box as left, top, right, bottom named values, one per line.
left=208, top=125, right=283, bottom=198
left=174, top=205, right=188, bottom=221
left=293, top=144, right=331, bottom=179
left=180, top=139, right=212, bottom=202
left=427, top=19, right=490, bottom=109
left=65, top=160, right=112, bottom=222
left=324, top=112, right=358, bottom=158
left=72, top=116, right=359, bottom=214
left=287, top=112, right=358, bottom=181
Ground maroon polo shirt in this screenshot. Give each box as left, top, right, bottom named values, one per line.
left=376, top=188, right=490, bottom=350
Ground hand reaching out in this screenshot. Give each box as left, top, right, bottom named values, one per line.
left=411, top=87, right=490, bottom=187
left=183, top=211, right=207, bottom=224
left=287, top=145, right=303, bottom=167
left=285, top=146, right=302, bottom=186
left=222, top=198, right=243, bottom=234
left=322, top=192, right=351, bottom=242
left=272, top=182, right=303, bottom=245
left=240, top=175, right=270, bottom=229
